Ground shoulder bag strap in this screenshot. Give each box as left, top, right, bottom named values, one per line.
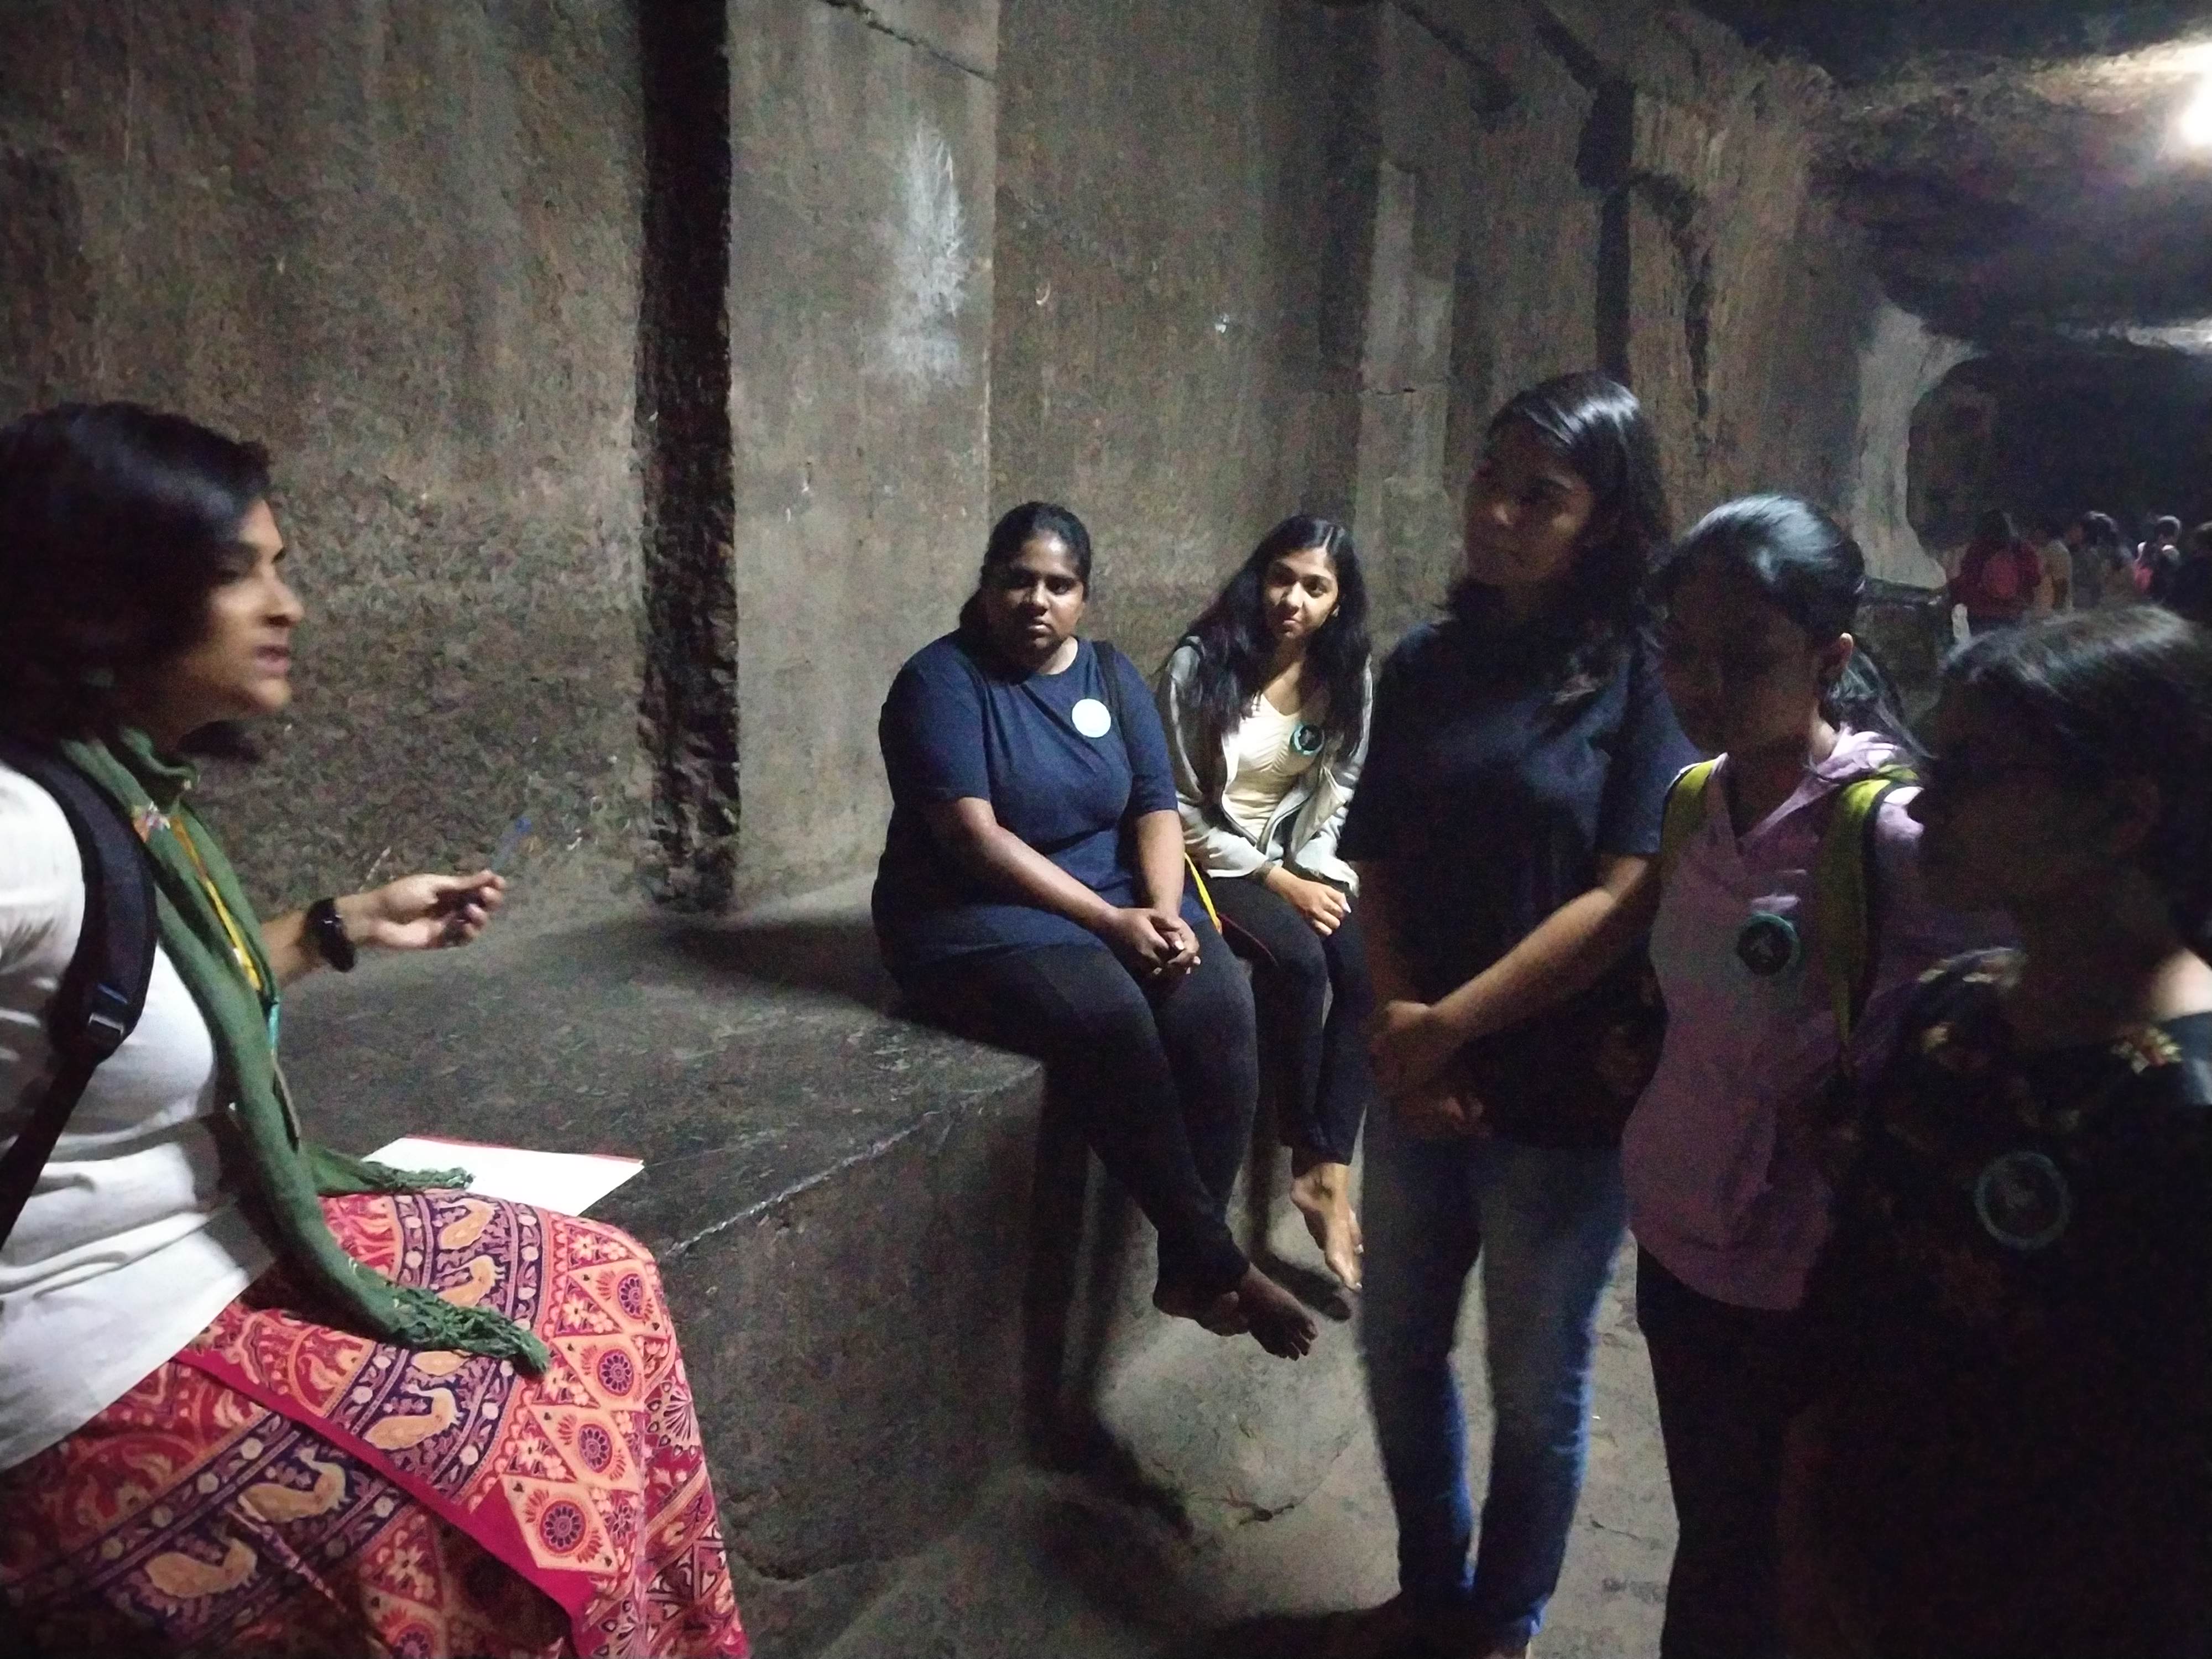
left=0, top=740, right=159, bottom=1251
left=1815, top=768, right=1914, bottom=1070
left=1658, top=759, right=1721, bottom=885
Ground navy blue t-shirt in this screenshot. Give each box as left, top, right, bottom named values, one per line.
left=873, top=632, right=1202, bottom=975
left=1338, top=617, right=1696, bottom=1141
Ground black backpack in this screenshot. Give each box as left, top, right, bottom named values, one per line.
left=0, top=739, right=158, bottom=1251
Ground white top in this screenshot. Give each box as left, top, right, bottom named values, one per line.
left=2039, top=539, right=2072, bottom=611
left=0, top=762, right=272, bottom=1469
left=1220, top=697, right=1321, bottom=839
left=1156, top=645, right=1370, bottom=893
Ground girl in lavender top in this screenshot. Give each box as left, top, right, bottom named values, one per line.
left=1626, top=496, right=2001, bottom=1658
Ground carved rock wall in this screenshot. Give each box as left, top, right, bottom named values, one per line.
left=0, top=1, right=649, bottom=911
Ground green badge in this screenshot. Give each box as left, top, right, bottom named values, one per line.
left=1735, top=911, right=1801, bottom=978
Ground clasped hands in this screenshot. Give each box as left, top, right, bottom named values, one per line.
left=1366, top=997, right=1489, bottom=1141
left=337, top=870, right=508, bottom=954
left=1102, top=905, right=1201, bottom=987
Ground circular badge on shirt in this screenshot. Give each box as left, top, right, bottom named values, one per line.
left=1071, top=698, right=1113, bottom=739
left=1973, top=1149, right=2072, bottom=1253
left=1291, top=721, right=1324, bottom=756
left=1734, top=911, right=1802, bottom=978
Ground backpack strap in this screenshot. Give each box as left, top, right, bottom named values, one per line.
left=0, top=739, right=159, bottom=1252
left=1658, top=760, right=1721, bottom=882
left=1814, top=766, right=1914, bottom=1072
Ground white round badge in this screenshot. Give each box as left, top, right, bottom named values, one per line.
left=1071, top=698, right=1113, bottom=739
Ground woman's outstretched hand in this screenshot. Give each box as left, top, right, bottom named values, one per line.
left=345, top=870, right=507, bottom=952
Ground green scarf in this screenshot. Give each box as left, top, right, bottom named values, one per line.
left=60, top=731, right=550, bottom=1372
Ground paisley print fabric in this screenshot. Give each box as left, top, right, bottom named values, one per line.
left=1802, top=951, right=2212, bottom=1657
left=1, top=1193, right=747, bottom=1658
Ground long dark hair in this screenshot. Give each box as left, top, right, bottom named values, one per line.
left=0, top=402, right=272, bottom=742
left=1947, top=607, right=2212, bottom=945
left=2077, top=511, right=2123, bottom=552
left=1656, top=494, right=1923, bottom=755
left=1451, top=372, right=1672, bottom=689
left=1176, top=515, right=1369, bottom=758
left=957, top=500, right=1094, bottom=640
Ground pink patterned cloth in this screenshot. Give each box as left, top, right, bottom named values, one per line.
left=1, top=1192, right=747, bottom=1657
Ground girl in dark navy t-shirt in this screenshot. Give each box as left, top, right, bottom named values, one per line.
left=874, top=503, right=1317, bottom=1361
left=1339, top=374, right=1695, bottom=1657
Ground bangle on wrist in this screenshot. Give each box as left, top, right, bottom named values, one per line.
left=305, top=896, right=358, bottom=973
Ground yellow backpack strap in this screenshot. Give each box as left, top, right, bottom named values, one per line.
left=1814, top=766, right=1915, bottom=1065
left=1185, top=855, right=1220, bottom=931
left=1658, top=760, right=1721, bottom=882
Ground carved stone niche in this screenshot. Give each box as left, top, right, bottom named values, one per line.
left=1909, top=370, right=2002, bottom=564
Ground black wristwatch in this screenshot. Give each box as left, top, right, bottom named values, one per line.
left=306, top=896, right=358, bottom=973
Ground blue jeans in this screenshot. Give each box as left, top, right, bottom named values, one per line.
left=1359, top=1110, right=1627, bottom=1648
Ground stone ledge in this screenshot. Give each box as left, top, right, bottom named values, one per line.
left=282, top=880, right=1043, bottom=1655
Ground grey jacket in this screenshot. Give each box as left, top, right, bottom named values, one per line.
left=1153, top=640, right=1372, bottom=894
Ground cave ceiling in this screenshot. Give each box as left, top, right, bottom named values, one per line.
left=1691, top=2, right=2212, bottom=345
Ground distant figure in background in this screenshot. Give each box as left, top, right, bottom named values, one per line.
left=2164, top=523, right=2212, bottom=629
left=2033, top=516, right=2072, bottom=613
left=1947, top=510, right=2043, bottom=636
left=2094, top=513, right=2138, bottom=609
left=2137, top=515, right=2184, bottom=599
left=1157, top=515, right=1376, bottom=1291
left=2067, top=512, right=2128, bottom=611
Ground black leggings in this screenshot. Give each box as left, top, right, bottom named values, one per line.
left=905, top=932, right=1258, bottom=1299
left=1637, top=1246, right=1808, bottom=1659
left=1206, top=874, right=1374, bottom=1165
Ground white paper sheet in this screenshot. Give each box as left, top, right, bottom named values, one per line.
left=368, top=1135, right=644, bottom=1215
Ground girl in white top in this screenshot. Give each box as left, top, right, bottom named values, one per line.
left=1157, top=516, right=1375, bottom=1288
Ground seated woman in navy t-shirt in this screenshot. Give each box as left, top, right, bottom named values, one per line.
left=873, top=502, right=1318, bottom=1359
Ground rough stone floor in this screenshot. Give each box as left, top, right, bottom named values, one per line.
left=816, top=1229, right=1672, bottom=1659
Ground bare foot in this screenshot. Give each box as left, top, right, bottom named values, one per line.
left=1153, top=1280, right=1250, bottom=1335
left=1291, top=1160, right=1364, bottom=1291
left=1234, top=1265, right=1318, bottom=1359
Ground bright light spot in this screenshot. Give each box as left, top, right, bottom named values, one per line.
left=2180, top=78, right=2212, bottom=149
left=2062, top=317, right=2212, bottom=353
